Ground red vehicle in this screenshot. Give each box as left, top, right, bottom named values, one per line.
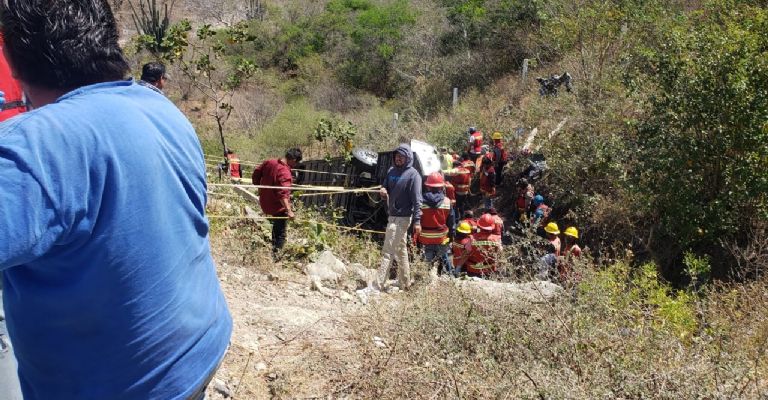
left=0, top=35, right=26, bottom=122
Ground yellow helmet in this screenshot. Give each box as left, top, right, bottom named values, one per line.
left=492, top=131, right=503, bottom=140
left=564, top=226, right=579, bottom=239
left=544, top=222, right=560, bottom=235
left=456, top=221, right=473, bottom=234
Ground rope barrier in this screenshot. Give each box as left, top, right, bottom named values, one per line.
left=206, top=214, right=385, bottom=234
left=207, top=191, right=241, bottom=199
left=293, top=168, right=355, bottom=177
left=208, top=182, right=380, bottom=193
left=204, top=154, right=358, bottom=177
left=299, top=186, right=382, bottom=197
left=204, top=154, right=259, bottom=167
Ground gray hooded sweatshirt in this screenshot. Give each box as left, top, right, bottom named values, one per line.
left=383, top=144, right=422, bottom=224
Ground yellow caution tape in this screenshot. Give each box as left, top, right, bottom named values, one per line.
left=206, top=214, right=385, bottom=234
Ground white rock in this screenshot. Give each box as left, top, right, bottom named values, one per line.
left=213, top=378, right=231, bottom=398
left=350, top=263, right=378, bottom=289
left=356, top=287, right=380, bottom=305
left=304, top=251, right=347, bottom=283
left=454, top=279, right=563, bottom=303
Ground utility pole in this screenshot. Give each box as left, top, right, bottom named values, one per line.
left=452, top=87, right=459, bottom=109
left=522, top=59, right=529, bottom=83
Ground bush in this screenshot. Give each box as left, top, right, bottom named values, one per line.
left=632, top=3, right=768, bottom=277
left=253, top=99, right=328, bottom=159
left=335, top=262, right=768, bottom=398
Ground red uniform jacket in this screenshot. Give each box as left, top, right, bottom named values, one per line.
left=467, top=232, right=502, bottom=275
left=252, top=159, right=292, bottom=215
left=469, top=131, right=483, bottom=153
left=445, top=181, right=456, bottom=206
left=227, top=153, right=241, bottom=179
left=491, top=142, right=507, bottom=163
left=418, top=197, right=452, bottom=245
left=480, top=166, right=496, bottom=196
left=451, top=236, right=473, bottom=269
left=450, top=167, right=471, bottom=196
left=461, top=159, right=476, bottom=175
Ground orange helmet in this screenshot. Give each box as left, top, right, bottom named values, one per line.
left=477, top=213, right=495, bottom=231
left=425, top=172, right=445, bottom=188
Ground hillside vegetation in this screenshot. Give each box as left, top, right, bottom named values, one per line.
left=119, top=0, right=767, bottom=397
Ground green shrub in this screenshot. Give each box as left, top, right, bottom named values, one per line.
left=253, top=99, right=328, bottom=158
left=632, top=3, right=768, bottom=275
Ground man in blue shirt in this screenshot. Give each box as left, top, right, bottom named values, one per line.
left=0, top=1, right=232, bottom=399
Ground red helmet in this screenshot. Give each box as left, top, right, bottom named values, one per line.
left=425, top=172, right=445, bottom=188
left=477, top=213, right=495, bottom=231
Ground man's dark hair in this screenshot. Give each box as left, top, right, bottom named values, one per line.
left=0, top=0, right=129, bottom=90
left=141, top=62, right=166, bottom=83
left=285, top=148, right=302, bottom=162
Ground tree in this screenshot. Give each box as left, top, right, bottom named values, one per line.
left=162, top=20, right=258, bottom=164
left=332, top=0, right=417, bottom=97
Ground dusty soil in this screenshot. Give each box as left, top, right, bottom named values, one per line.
left=204, top=243, right=367, bottom=399
left=201, top=232, right=561, bottom=399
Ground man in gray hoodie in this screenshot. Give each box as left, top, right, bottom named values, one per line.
left=378, top=144, right=423, bottom=290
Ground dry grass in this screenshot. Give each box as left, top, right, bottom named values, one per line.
left=206, top=190, right=768, bottom=399
left=334, top=271, right=768, bottom=399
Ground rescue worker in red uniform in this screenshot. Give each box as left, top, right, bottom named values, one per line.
left=445, top=179, right=456, bottom=213
left=543, top=222, right=562, bottom=257
left=513, top=177, right=535, bottom=225
left=460, top=210, right=478, bottom=233
left=226, top=148, right=242, bottom=179
left=558, top=226, right=582, bottom=282
left=488, top=207, right=504, bottom=237
left=451, top=222, right=474, bottom=275
left=417, top=172, right=455, bottom=276
left=490, top=131, right=507, bottom=185
left=466, top=213, right=502, bottom=277
left=466, top=126, right=484, bottom=159
left=460, top=153, right=477, bottom=175
left=563, top=227, right=581, bottom=258
left=479, top=156, right=496, bottom=209
left=445, top=160, right=471, bottom=217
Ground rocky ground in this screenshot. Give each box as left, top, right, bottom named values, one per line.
left=203, top=254, right=364, bottom=399
left=203, top=239, right=563, bottom=399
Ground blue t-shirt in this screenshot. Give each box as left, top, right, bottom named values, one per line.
left=0, top=80, right=232, bottom=399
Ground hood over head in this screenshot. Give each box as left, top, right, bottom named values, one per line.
left=423, top=190, right=445, bottom=208
left=394, top=143, right=414, bottom=168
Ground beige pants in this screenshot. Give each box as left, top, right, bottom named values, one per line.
left=377, top=216, right=412, bottom=290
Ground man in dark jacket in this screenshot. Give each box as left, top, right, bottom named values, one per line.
left=377, top=144, right=422, bottom=291
left=252, top=148, right=302, bottom=257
